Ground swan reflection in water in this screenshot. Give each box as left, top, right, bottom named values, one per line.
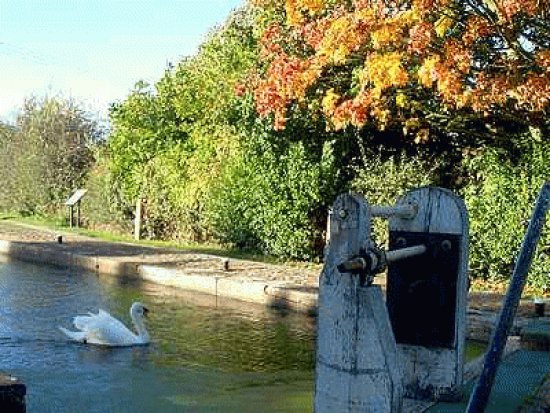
left=59, top=302, right=150, bottom=347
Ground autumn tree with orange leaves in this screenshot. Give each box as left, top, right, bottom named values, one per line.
left=244, top=0, right=549, bottom=144
left=85, top=2, right=549, bottom=281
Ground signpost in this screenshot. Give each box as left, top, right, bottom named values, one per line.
left=65, top=189, right=87, bottom=228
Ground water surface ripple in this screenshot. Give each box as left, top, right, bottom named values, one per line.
left=0, top=258, right=315, bottom=412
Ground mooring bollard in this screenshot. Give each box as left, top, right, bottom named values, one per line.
left=0, top=373, right=26, bottom=413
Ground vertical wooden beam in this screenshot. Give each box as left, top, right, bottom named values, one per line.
left=76, top=201, right=81, bottom=228
left=134, top=197, right=142, bottom=241
left=387, top=187, right=468, bottom=401
left=315, top=193, right=403, bottom=412
left=69, top=206, right=74, bottom=228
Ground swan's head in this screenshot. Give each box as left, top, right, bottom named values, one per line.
left=130, top=302, right=149, bottom=319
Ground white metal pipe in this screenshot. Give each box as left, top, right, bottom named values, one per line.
left=385, top=244, right=427, bottom=263
left=371, top=204, right=417, bottom=219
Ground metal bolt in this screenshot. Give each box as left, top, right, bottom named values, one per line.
left=441, top=240, right=452, bottom=251
left=338, top=209, right=348, bottom=219
left=395, top=237, right=407, bottom=248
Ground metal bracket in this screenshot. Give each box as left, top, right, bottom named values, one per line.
left=337, top=243, right=428, bottom=287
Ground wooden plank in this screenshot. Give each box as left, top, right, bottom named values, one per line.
left=314, top=193, right=403, bottom=412
left=388, top=186, right=469, bottom=401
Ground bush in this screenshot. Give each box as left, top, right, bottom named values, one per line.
left=82, top=149, right=134, bottom=234
left=207, top=140, right=337, bottom=259
left=463, top=132, right=550, bottom=293
left=0, top=97, right=97, bottom=215
left=350, top=150, right=442, bottom=246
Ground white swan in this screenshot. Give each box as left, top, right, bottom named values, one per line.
left=59, top=302, right=150, bottom=346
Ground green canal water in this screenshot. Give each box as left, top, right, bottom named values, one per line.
left=0, top=257, right=489, bottom=412
left=0, top=258, right=315, bottom=412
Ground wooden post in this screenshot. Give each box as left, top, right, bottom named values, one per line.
left=134, top=197, right=142, bottom=241
left=387, top=187, right=469, bottom=401
left=314, top=193, right=403, bottom=412
left=76, top=201, right=81, bottom=228
left=69, top=206, right=74, bottom=228
left=0, top=373, right=26, bottom=413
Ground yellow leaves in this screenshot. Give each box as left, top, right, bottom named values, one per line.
left=317, top=14, right=361, bottom=64
left=254, top=0, right=549, bottom=134
left=399, top=9, right=421, bottom=25
left=285, top=0, right=326, bottom=26
left=405, top=117, right=421, bottom=129
left=371, top=24, right=399, bottom=49
left=285, top=0, right=303, bottom=26
left=332, top=44, right=352, bottom=65
left=371, top=11, right=420, bottom=48
left=294, top=60, right=322, bottom=101
left=414, top=128, right=430, bottom=144
left=355, top=7, right=376, bottom=22
left=300, top=0, right=325, bottom=13
left=434, top=15, right=453, bottom=37
left=363, top=52, right=409, bottom=91
left=417, top=56, right=440, bottom=87
left=395, top=92, right=408, bottom=108
left=322, top=88, right=340, bottom=114
left=372, top=108, right=390, bottom=129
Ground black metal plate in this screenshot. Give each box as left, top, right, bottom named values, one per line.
left=386, top=231, right=462, bottom=348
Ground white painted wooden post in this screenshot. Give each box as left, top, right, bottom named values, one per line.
left=387, top=187, right=468, bottom=401
left=134, top=197, right=142, bottom=241
left=315, top=193, right=403, bottom=413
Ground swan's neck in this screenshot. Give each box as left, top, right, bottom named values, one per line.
left=131, top=315, right=150, bottom=343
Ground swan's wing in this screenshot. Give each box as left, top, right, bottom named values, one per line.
left=73, top=309, right=125, bottom=331
left=97, top=309, right=111, bottom=318
left=72, top=310, right=138, bottom=346
left=59, top=326, right=87, bottom=343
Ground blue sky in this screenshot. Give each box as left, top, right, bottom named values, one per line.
left=0, top=0, right=244, bottom=123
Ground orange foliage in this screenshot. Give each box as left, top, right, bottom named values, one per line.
left=245, top=0, right=549, bottom=138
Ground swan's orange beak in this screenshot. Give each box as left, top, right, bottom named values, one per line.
left=143, top=307, right=150, bottom=318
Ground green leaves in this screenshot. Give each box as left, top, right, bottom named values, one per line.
left=0, top=96, right=97, bottom=215
left=207, top=140, right=337, bottom=259
left=463, top=132, right=550, bottom=293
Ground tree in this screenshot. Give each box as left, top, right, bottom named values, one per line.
left=0, top=96, right=98, bottom=214
left=245, top=0, right=548, bottom=145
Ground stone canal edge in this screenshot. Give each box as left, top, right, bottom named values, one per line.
left=0, top=221, right=539, bottom=336
left=0, top=233, right=319, bottom=314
